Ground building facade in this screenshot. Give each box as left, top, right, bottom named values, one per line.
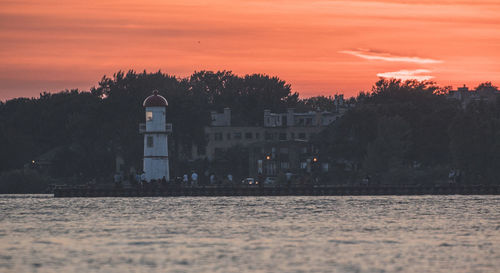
left=186, top=97, right=349, bottom=178
left=448, top=85, right=500, bottom=108
left=191, top=107, right=345, bottom=161
left=247, top=140, right=319, bottom=178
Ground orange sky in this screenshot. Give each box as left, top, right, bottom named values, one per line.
left=1, top=0, right=499, bottom=100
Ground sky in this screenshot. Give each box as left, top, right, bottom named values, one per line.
left=1, top=0, right=499, bottom=100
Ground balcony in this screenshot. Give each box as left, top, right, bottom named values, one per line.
left=139, top=123, right=173, bottom=133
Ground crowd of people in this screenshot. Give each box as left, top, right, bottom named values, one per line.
left=112, top=170, right=239, bottom=189
left=111, top=168, right=330, bottom=190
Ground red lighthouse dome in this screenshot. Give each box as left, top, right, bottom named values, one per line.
left=143, top=90, right=168, bottom=107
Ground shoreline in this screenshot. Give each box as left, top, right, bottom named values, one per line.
left=53, top=184, right=500, bottom=197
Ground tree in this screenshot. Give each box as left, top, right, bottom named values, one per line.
left=363, top=116, right=412, bottom=184
left=475, top=82, right=498, bottom=92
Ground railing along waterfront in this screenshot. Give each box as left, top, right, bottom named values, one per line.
left=53, top=184, right=500, bottom=197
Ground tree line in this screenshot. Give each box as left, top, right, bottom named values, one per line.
left=315, top=79, right=500, bottom=185
left=0, top=70, right=498, bottom=192
left=0, top=70, right=322, bottom=192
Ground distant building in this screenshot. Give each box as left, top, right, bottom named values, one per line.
left=186, top=96, right=350, bottom=177
left=191, top=106, right=346, bottom=161
left=210, top=107, right=231, bottom=127
left=448, top=85, right=500, bottom=108
left=247, top=140, right=316, bottom=178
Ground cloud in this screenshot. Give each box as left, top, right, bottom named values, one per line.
left=339, top=49, right=443, bottom=64
left=377, top=69, right=434, bottom=81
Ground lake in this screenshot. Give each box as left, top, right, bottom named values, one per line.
left=0, top=195, right=499, bottom=272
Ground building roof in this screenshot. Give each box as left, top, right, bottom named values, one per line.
left=143, top=90, right=168, bottom=107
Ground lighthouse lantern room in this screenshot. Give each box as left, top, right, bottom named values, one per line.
left=141, top=90, right=171, bottom=182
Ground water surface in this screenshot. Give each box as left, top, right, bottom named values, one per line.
left=0, top=195, right=499, bottom=272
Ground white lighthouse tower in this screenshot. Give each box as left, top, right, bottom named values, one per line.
left=141, top=90, right=171, bottom=182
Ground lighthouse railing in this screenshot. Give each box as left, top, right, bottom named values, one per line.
left=139, top=123, right=173, bottom=133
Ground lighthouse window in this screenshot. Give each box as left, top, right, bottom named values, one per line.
left=146, top=111, right=153, bottom=121
left=147, top=136, right=154, bottom=147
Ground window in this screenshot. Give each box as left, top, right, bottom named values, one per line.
left=265, top=162, right=277, bottom=176
left=279, top=147, right=289, bottom=154
left=255, top=132, right=260, bottom=139
left=279, top=133, right=287, bottom=141
left=306, top=118, right=312, bottom=126
left=234, top=132, right=242, bottom=140
left=245, top=132, right=253, bottom=139
left=147, top=136, right=154, bottom=147
left=265, top=132, right=273, bottom=140
left=290, top=132, right=295, bottom=139
left=215, top=133, right=223, bottom=141
left=280, top=162, right=290, bottom=169
left=227, top=133, right=231, bottom=140
left=298, top=133, right=306, bottom=139
left=146, top=111, right=153, bottom=121
left=301, top=146, right=308, bottom=154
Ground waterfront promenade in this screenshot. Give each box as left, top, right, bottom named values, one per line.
left=54, top=184, right=500, bottom=197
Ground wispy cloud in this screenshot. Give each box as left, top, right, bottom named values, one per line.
left=339, top=49, right=443, bottom=64
left=377, top=69, right=434, bottom=81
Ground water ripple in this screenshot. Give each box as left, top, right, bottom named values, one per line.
left=0, top=195, right=498, bottom=272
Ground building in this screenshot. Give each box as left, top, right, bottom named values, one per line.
left=140, top=90, right=172, bottom=182
left=192, top=107, right=345, bottom=161
left=247, top=140, right=318, bottom=178
left=187, top=96, right=349, bottom=177
left=448, top=85, right=500, bottom=108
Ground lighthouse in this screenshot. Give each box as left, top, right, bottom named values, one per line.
left=141, top=90, right=171, bottom=182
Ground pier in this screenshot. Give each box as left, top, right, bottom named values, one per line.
left=53, top=184, right=500, bottom=197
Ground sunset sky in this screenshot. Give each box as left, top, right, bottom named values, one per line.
left=1, top=0, right=499, bottom=100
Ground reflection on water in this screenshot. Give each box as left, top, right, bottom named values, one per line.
left=0, top=195, right=499, bottom=272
